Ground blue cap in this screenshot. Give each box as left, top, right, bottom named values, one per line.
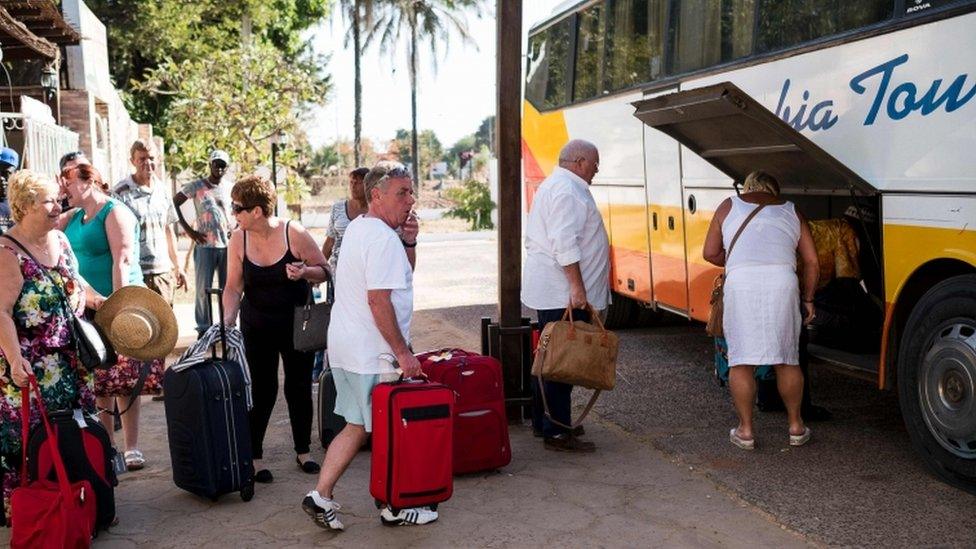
left=0, top=148, right=19, bottom=168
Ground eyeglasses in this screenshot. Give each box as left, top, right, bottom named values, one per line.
left=231, top=202, right=254, bottom=214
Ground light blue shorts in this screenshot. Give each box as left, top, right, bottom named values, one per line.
left=332, top=368, right=398, bottom=433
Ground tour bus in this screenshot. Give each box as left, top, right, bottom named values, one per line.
left=523, top=0, right=976, bottom=491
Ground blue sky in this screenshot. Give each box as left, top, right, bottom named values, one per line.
left=304, top=1, right=562, bottom=150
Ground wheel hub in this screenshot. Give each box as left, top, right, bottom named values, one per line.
left=919, top=321, right=976, bottom=458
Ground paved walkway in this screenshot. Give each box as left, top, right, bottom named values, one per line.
left=0, top=238, right=814, bottom=547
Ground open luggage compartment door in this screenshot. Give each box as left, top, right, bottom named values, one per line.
left=631, top=82, right=876, bottom=196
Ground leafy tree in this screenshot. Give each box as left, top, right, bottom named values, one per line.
left=84, top=0, right=330, bottom=136
left=474, top=115, right=494, bottom=152
left=136, top=43, right=329, bottom=174
left=445, top=179, right=494, bottom=230
left=336, top=0, right=382, bottom=165
left=366, top=0, right=482, bottom=190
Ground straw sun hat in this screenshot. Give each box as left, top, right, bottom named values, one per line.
left=94, top=286, right=178, bottom=361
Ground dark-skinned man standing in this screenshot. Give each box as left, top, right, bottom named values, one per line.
left=174, top=150, right=232, bottom=337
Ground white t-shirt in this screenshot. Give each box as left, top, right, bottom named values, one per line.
left=327, top=216, right=413, bottom=374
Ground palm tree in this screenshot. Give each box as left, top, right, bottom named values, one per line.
left=337, top=0, right=378, bottom=166
left=366, top=0, right=481, bottom=190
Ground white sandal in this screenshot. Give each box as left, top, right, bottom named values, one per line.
left=124, top=449, right=146, bottom=470
left=729, top=428, right=755, bottom=450
left=789, top=427, right=812, bottom=447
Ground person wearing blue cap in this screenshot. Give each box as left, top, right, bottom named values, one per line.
left=0, top=147, right=20, bottom=234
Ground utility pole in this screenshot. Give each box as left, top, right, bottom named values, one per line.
left=496, top=0, right=524, bottom=416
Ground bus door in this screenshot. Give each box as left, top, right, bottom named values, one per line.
left=642, top=86, right=689, bottom=313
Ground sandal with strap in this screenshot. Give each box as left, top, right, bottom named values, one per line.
left=729, top=428, right=755, bottom=450
left=124, top=449, right=146, bottom=470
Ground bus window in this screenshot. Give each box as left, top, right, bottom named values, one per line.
left=606, top=0, right=668, bottom=91
left=526, top=18, right=573, bottom=109
left=672, top=0, right=756, bottom=74
left=574, top=3, right=606, bottom=101
left=756, top=0, right=894, bottom=53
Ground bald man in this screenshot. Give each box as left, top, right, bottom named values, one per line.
left=521, top=139, right=610, bottom=453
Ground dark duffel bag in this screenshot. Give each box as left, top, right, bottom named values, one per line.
left=27, top=408, right=117, bottom=532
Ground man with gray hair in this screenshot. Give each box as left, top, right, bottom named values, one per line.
left=522, top=139, right=610, bottom=453
left=302, top=161, right=435, bottom=529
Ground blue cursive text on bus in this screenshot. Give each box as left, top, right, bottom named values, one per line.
left=849, top=54, right=976, bottom=125
left=774, top=79, right=839, bottom=132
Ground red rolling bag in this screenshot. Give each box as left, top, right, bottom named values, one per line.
left=370, top=378, right=454, bottom=512
left=417, top=349, right=511, bottom=474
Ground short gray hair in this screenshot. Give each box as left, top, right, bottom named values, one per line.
left=363, top=161, right=410, bottom=204
left=557, top=139, right=598, bottom=165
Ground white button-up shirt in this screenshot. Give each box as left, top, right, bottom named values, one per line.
left=521, top=166, right=610, bottom=311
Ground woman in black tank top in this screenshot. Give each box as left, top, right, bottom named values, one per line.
left=221, top=176, right=329, bottom=484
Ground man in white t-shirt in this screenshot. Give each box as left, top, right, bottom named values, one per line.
left=302, top=161, right=432, bottom=530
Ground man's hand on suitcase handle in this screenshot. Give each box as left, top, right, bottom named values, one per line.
left=397, top=353, right=423, bottom=379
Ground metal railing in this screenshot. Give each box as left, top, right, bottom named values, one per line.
left=1, top=112, right=79, bottom=177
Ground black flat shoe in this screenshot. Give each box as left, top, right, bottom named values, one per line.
left=296, top=457, right=321, bottom=474
left=255, top=469, right=274, bottom=483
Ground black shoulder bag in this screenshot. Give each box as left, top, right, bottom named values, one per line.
left=1, top=235, right=117, bottom=370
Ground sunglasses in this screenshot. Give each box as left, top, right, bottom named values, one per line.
left=231, top=202, right=255, bottom=214
left=58, top=151, right=86, bottom=170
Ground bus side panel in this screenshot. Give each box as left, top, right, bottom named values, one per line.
left=607, top=189, right=653, bottom=303
left=643, top=89, right=689, bottom=313
left=880, top=194, right=976, bottom=385
left=683, top=188, right=729, bottom=323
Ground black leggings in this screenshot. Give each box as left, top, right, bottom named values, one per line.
left=241, top=317, right=314, bottom=458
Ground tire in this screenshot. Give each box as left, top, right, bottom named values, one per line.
left=897, top=274, right=976, bottom=494
left=603, top=292, right=637, bottom=329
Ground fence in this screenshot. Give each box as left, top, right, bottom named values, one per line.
left=1, top=112, right=79, bottom=176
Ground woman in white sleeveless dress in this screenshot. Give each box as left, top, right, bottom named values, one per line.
left=703, top=171, right=819, bottom=450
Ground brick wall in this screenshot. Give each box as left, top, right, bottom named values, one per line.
left=59, top=89, right=94, bottom=157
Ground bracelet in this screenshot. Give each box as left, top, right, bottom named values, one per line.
left=401, top=239, right=417, bottom=248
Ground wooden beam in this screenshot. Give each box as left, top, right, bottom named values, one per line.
left=496, top=0, right=525, bottom=417
left=0, top=4, right=56, bottom=59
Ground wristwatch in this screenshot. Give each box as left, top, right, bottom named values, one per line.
left=401, top=239, right=417, bottom=248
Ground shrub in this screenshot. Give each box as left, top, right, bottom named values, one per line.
left=445, top=179, right=495, bottom=230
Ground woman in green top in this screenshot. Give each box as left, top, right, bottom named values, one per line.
left=61, top=163, right=160, bottom=471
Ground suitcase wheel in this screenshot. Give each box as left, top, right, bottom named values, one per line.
left=374, top=499, right=384, bottom=510
left=430, top=503, right=438, bottom=512
left=241, top=483, right=255, bottom=502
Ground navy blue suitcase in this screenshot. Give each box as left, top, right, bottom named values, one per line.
left=163, top=289, right=254, bottom=501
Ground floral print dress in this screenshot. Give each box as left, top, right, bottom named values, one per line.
left=0, top=234, right=95, bottom=521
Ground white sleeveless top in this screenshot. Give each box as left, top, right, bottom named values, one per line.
left=721, top=195, right=800, bottom=273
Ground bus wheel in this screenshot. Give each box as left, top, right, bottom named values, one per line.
left=603, top=292, right=637, bottom=329
left=897, top=274, right=976, bottom=494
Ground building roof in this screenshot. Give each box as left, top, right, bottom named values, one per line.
left=0, top=0, right=81, bottom=60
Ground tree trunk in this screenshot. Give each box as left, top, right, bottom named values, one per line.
left=353, top=0, right=362, bottom=166
left=409, top=12, right=420, bottom=195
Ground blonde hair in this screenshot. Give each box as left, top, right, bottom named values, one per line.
left=231, top=175, right=276, bottom=217
left=742, top=170, right=780, bottom=196
left=8, top=170, right=58, bottom=223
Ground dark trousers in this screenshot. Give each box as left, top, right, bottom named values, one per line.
left=532, top=307, right=591, bottom=438
left=194, top=246, right=227, bottom=335
left=241, top=317, right=314, bottom=458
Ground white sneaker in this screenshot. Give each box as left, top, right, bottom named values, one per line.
left=380, top=505, right=439, bottom=526
left=302, top=491, right=344, bottom=531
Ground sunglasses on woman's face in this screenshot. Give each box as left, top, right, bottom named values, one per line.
left=231, top=202, right=254, bottom=214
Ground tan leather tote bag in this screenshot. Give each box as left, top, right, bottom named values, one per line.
left=531, top=305, right=618, bottom=428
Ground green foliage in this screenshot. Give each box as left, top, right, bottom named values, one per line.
left=85, top=0, right=330, bottom=139
left=135, top=43, right=329, bottom=174
left=283, top=173, right=312, bottom=206
left=445, top=179, right=494, bottom=230
left=474, top=115, right=494, bottom=151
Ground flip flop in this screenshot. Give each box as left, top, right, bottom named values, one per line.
left=789, top=426, right=812, bottom=447
left=729, top=428, right=755, bottom=450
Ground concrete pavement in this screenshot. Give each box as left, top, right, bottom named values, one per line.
left=0, top=236, right=815, bottom=547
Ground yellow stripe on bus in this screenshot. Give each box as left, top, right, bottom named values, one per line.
left=523, top=101, right=568, bottom=177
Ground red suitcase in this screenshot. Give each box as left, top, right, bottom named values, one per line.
left=417, top=349, right=511, bottom=474
left=370, top=378, right=454, bottom=512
